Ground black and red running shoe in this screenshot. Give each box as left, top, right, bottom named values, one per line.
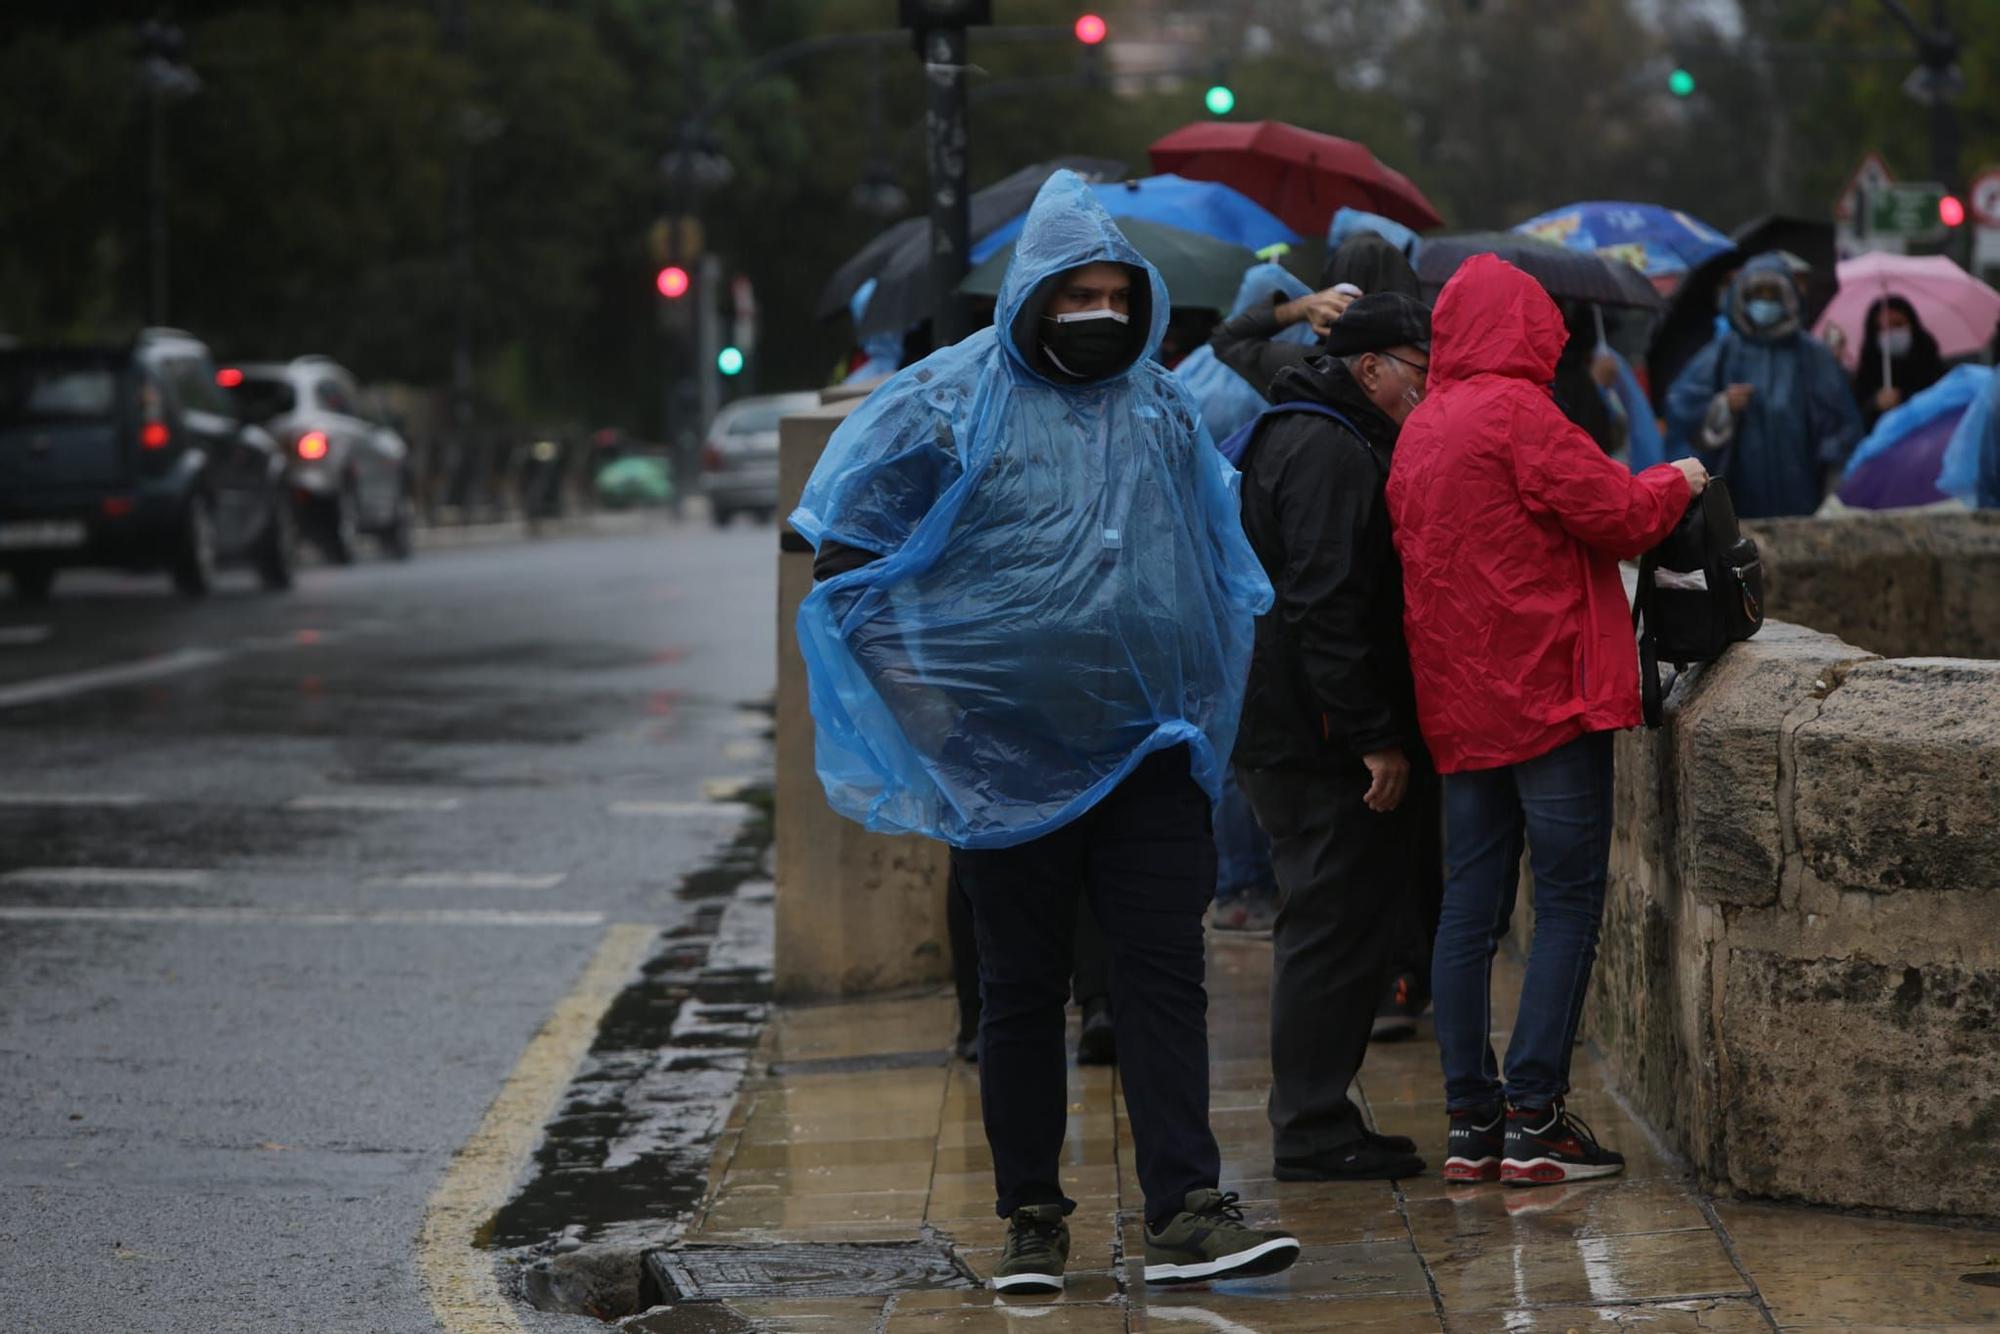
left=1443, top=1106, right=1505, bottom=1182
left=1500, top=1104, right=1625, bottom=1186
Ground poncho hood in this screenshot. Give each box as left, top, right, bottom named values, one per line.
left=1430, top=252, right=1566, bottom=387
left=998, top=169, right=1167, bottom=384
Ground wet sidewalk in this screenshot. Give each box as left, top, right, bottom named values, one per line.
left=648, top=935, right=2000, bottom=1330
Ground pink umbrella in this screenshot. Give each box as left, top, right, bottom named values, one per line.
left=1818, top=251, right=2000, bottom=372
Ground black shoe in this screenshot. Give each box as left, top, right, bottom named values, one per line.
left=1362, top=1127, right=1419, bottom=1155
left=1075, top=997, right=1116, bottom=1066
left=953, top=1034, right=978, bottom=1063
left=1501, top=1103, right=1625, bottom=1187
left=1443, top=1106, right=1505, bottom=1183
left=1370, top=972, right=1423, bottom=1042
left=1274, top=1136, right=1426, bottom=1181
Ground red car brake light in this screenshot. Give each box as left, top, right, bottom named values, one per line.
left=297, top=430, right=330, bottom=460
left=140, top=421, right=171, bottom=450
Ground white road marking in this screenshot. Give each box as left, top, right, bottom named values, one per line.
left=720, top=739, right=764, bottom=762
left=288, top=793, right=465, bottom=813
left=0, top=625, right=53, bottom=646
left=0, top=867, right=210, bottom=887
left=370, top=871, right=568, bottom=891
left=0, top=792, right=151, bottom=808
left=609, top=800, right=753, bottom=819
left=0, top=907, right=605, bottom=927
left=0, top=647, right=228, bottom=710
left=702, top=776, right=760, bottom=802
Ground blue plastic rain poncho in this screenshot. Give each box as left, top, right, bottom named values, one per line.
left=791, top=170, right=1275, bottom=849
left=1938, top=364, right=2000, bottom=508
left=1839, top=362, right=1990, bottom=508
left=1664, top=254, right=1864, bottom=518
left=1174, top=261, right=1314, bottom=441
left=1327, top=206, right=1421, bottom=261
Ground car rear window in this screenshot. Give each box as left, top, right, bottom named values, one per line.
left=724, top=398, right=812, bottom=435
left=232, top=375, right=297, bottom=423
left=0, top=358, right=119, bottom=426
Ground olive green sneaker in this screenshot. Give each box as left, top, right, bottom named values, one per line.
left=991, top=1202, right=1069, bottom=1294
left=1142, top=1189, right=1300, bottom=1285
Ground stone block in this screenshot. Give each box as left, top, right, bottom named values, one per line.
left=1669, top=623, right=1875, bottom=906
left=1792, top=658, right=2000, bottom=896
left=1719, top=947, right=2000, bottom=1218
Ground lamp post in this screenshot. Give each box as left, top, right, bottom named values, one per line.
left=901, top=1, right=990, bottom=349
left=137, top=20, right=199, bottom=326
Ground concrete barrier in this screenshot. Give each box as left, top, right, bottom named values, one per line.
left=772, top=395, right=950, bottom=1002
left=1588, top=619, right=2000, bottom=1219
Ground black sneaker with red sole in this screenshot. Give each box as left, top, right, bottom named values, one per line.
left=1501, top=1103, right=1625, bottom=1186
left=1443, top=1106, right=1505, bottom=1183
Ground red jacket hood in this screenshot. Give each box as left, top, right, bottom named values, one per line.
left=1430, top=253, right=1567, bottom=387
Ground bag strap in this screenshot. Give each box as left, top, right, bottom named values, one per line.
left=1236, top=399, right=1371, bottom=470
left=1632, top=548, right=1663, bottom=729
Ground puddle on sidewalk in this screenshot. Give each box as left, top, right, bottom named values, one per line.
left=484, top=783, right=774, bottom=1320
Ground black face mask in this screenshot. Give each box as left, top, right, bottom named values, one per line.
left=1040, top=309, right=1132, bottom=381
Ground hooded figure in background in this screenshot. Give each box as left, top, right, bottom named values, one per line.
left=791, top=170, right=1296, bottom=1290
left=1176, top=261, right=1315, bottom=441
left=1664, top=253, right=1863, bottom=519
left=1205, top=232, right=1422, bottom=402
left=1852, top=294, right=1946, bottom=428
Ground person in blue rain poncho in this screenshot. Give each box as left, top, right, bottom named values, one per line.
left=1175, top=261, right=1315, bottom=442
left=1665, top=253, right=1864, bottom=518
left=790, top=170, right=1294, bottom=1294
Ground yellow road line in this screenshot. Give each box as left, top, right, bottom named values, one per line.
left=418, top=922, right=655, bottom=1333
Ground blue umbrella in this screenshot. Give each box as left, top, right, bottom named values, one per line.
left=1513, top=201, right=1732, bottom=280
left=970, top=174, right=1299, bottom=265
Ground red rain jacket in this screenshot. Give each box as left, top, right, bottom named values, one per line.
left=1385, top=255, right=1692, bottom=773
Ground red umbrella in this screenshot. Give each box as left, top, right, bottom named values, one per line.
left=1147, top=120, right=1444, bottom=237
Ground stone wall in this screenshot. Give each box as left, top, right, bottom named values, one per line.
left=1745, top=509, right=2000, bottom=660
left=1588, top=622, right=2000, bottom=1219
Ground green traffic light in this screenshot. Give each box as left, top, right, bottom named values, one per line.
left=1204, top=84, right=1236, bottom=116
left=717, top=346, right=745, bottom=376
left=1668, top=67, right=1695, bottom=97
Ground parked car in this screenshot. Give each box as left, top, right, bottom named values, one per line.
left=0, top=328, right=295, bottom=601
left=225, top=355, right=413, bottom=562
left=700, top=391, right=817, bottom=525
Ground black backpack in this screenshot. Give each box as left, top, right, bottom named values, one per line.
left=1631, top=477, right=1764, bottom=727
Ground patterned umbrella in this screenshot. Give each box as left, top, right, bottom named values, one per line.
left=1513, top=201, right=1733, bottom=280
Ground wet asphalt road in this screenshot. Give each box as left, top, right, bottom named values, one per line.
left=0, top=520, right=776, bottom=1332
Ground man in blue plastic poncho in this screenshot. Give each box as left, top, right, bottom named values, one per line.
left=1665, top=253, right=1864, bottom=518
left=791, top=171, right=1293, bottom=1295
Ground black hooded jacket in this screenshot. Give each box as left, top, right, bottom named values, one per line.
left=1208, top=234, right=1423, bottom=401
left=1233, top=354, right=1420, bottom=772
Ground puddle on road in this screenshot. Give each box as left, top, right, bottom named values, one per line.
left=485, top=785, right=774, bottom=1319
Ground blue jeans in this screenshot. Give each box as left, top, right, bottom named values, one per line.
left=1432, top=731, right=1614, bottom=1112
left=1213, top=766, right=1276, bottom=904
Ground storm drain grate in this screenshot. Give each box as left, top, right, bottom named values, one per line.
left=646, top=1242, right=978, bottom=1302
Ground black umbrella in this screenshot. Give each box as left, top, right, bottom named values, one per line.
left=816, top=156, right=1127, bottom=331
left=1415, top=232, right=1663, bottom=310
left=1644, top=214, right=1837, bottom=411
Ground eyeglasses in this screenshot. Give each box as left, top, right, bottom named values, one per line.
left=1380, top=351, right=1429, bottom=381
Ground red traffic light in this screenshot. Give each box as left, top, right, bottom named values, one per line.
left=1940, top=194, right=1967, bottom=228
left=1074, top=13, right=1107, bottom=44
left=656, top=265, right=691, bottom=298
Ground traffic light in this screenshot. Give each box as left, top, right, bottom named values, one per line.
left=1668, top=67, right=1695, bottom=97
left=656, top=265, right=690, bottom=299
left=1205, top=84, right=1236, bottom=116
left=1073, top=13, right=1106, bottom=45
left=1940, top=194, right=1967, bottom=228
left=717, top=346, right=746, bottom=377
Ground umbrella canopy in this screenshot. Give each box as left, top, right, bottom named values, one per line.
left=1644, top=214, right=1840, bottom=411
left=1147, top=120, right=1444, bottom=236
left=970, top=174, right=1298, bottom=264
left=816, top=155, right=1126, bottom=329
left=1415, top=232, right=1662, bottom=309
left=1819, top=251, right=2000, bottom=371
left=958, top=217, right=1258, bottom=315
left=1512, top=201, right=1733, bottom=280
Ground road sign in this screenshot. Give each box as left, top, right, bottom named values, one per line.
left=1864, top=182, right=1946, bottom=238
left=1969, top=168, right=2000, bottom=229
left=1835, top=152, right=1895, bottom=224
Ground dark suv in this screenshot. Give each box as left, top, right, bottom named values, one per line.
left=0, top=328, right=295, bottom=601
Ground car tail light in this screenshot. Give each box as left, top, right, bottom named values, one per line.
left=216, top=367, right=245, bottom=388
left=297, top=430, right=329, bottom=460
left=102, top=496, right=136, bottom=517
left=701, top=442, right=723, bottom=471
left=140, top=421, right=171, bottom=450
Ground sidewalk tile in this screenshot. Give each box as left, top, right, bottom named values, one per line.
left=1714, top=1200, right=2000, bottom=1328
left=1134, top=1290, right=1442, bottom=1330
left=885, top=1306, right=1128, bottom=1330
left=1427, top=1226, right=1749, bottom=1312
left=1442, top=1296, right=1770, bottom=1332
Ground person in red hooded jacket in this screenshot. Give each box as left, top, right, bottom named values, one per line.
left=1385, top=255, right=1708, bottom=1188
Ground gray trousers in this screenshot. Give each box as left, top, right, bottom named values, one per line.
left=1239, top=756, right=1439, bottom=1159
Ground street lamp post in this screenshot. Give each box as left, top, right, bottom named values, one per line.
left=902, top=1, right=990, bottom=349
left=137, top=20, right=199, bottom=326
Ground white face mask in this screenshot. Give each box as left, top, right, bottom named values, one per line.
left=1048, top=308, right=1130, bottom=325
left=1878, top=328, right=1913, bottom=359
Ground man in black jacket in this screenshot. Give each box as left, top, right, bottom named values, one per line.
left=1230, top=292, right=1441, bottom=1181
left=1207, top=232, right=1421, bottom=401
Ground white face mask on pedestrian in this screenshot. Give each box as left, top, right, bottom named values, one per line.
left=1878, top=328, right=1913, bottom=359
